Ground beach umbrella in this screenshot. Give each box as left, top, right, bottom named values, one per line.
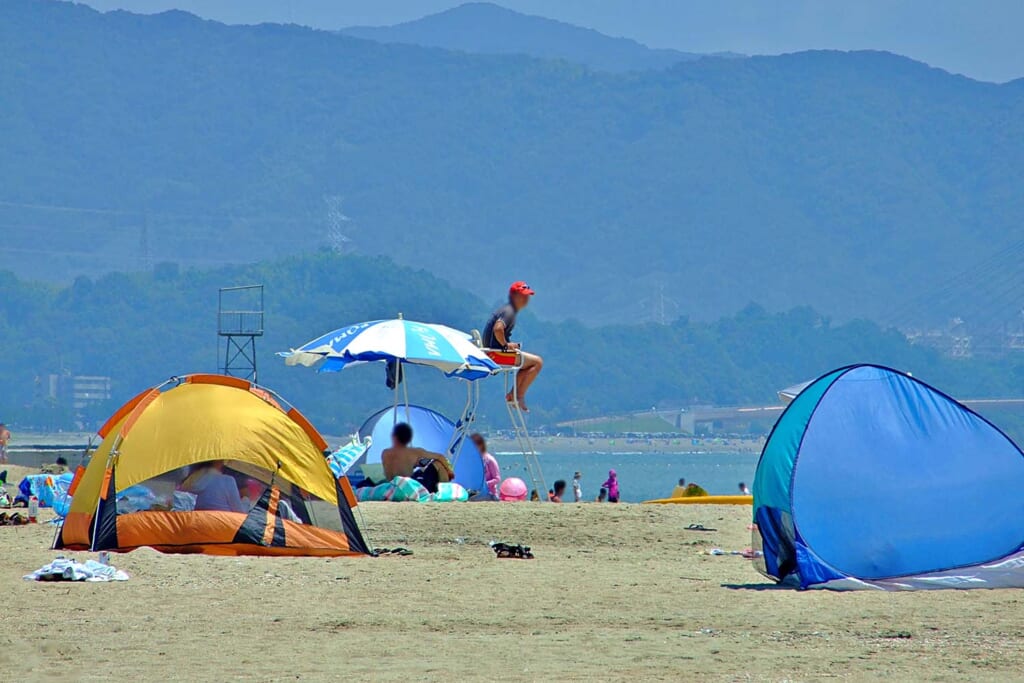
left=280, top=318, right=497, bottom=381
left=778, top=380, right=813, bottom=405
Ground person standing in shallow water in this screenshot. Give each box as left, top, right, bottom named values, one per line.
left=602, top=469, right=620, bottom=503
left=482, top=281, right=543, bottom=411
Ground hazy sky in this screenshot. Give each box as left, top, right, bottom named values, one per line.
left=78, top=0, right=1024, bottom=83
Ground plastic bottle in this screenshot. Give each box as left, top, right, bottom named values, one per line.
left=28, top=495, right=38, bottom=523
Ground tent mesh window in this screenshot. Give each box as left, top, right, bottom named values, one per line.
left=118, top=460, right=343, bottom=533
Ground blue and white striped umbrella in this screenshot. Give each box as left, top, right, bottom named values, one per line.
left=280, top=319, right=498, bottom=380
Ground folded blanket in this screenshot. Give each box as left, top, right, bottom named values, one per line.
left=355, top=477, right=469, bottom=503
left=431, top=482, right=469, bottom=503
left=24, top=557, right=129, bottom=582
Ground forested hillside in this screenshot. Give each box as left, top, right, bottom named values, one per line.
left=1, top=1, right=1023, bottom=327
left=1, top=252, right=1020, bottom=437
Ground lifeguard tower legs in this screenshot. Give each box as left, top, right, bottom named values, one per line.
left=499, top=355, right=547, bottom=500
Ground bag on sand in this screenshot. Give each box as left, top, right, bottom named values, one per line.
left=411, top=458, right=440, bottom=493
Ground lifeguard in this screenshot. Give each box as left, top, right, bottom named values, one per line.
left=482, top=281, right=543, bottom=411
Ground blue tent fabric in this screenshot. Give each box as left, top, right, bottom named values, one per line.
left=357, top=405, right=484, bottom=493
left=754, top=364, right=1024, bottom=590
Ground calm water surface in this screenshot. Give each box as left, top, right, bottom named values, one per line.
left=495, top=451, right=759, bottom=503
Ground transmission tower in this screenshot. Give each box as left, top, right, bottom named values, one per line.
left=640, top=283, right=680, bottom=325
left=324, top=195, right=352, bottom=253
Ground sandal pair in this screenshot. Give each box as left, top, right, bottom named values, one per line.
left=490, top=541, right=534, bottom=559
left=0, top=512, right=27, bottom=526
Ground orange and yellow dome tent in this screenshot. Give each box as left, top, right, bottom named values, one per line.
left=55, top=374, right=370, bottom=557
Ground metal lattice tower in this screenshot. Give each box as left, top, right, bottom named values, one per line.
left=324, top=195, right=353, bottom=253
left=218, top=285, right=264, bottom=382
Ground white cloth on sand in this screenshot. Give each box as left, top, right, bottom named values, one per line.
left=24, top=557, right=129, bottom=582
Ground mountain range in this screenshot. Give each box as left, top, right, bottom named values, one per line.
left=338, top=2, right=741, bottom=72
left=1, top=0, right=1022, bottom=328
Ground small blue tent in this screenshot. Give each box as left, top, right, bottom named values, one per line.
left=754, top=364, right=1024, bottom=590
left=357, top=405, right=484, bottom=492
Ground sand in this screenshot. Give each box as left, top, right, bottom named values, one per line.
left=2, top=501, right=1022, bottom=682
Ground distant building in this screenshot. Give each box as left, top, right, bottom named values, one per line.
left=49, top=374, right=112, bottom=411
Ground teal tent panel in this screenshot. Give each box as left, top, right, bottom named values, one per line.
left=753, top=368, right=846, bottom=515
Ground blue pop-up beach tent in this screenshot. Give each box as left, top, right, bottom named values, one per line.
left=356, top=405, right=484, bottom=492
left=754, top=364, right=1024, bottom=590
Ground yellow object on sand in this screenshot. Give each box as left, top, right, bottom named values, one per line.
left=643, top=495, right=753, bottom=505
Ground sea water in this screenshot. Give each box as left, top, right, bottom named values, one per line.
left=494, top=451, right=758, bottom=503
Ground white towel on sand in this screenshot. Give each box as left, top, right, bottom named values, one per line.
left=24, top=557, right=129, bottom=582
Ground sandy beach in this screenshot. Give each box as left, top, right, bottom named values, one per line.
left=0, top=490, right=1019, bottom=682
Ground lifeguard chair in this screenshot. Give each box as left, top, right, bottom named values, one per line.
left=480, top=343, right=547, bottom=499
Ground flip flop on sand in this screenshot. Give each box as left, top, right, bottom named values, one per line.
left=490, top=541, right=534, bottom=559
left=686, top=524, right=716, bottom=532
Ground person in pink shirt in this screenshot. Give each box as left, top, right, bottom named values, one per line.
left=471, top=433, right=501, bottom=497
left=602, top=469, right=620, bottom=503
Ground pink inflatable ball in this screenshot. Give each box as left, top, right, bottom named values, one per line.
left=499, top=477, right=528, bottom=502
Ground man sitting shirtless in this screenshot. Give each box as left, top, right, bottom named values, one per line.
left=482, top=281, right=543, bottom=411
left=381, top=422, right=453, bottom=488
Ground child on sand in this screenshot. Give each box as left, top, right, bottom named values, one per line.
left=602, top=469, right=620, bottom=503
left=595, top=488, right=607, bottom=503
left=572, top=472, right=582, bottom=502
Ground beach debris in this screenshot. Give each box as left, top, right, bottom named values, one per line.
left=24, top=556, right=129, bottom=582
left=372, top=547, right=413, bottom=556
left=879, top=630, right=913, bottom=640
left=685, top=524, right=716, bottom=532
left=490, top=541, right=534, bottom=559
left=703, top=548, right=763, bottom=558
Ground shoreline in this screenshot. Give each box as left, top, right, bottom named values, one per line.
left=487, top=435, right=766, bottom=454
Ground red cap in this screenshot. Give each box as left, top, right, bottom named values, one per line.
left=509, top=281, right=535, bottom=297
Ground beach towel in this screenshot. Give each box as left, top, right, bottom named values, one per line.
left=327, top=434, right=372, bottom=478
left=17, top=474, right=59, bottom=507
left=430, top=482, right=469, bottom=503
left=354, top=477, right=468, bottom=503
left=24, top=557, right=129, bottom=582
left=51, top=472, right=76, bottom=518
left=355, top=477, right=431, bottom=502
left=115, top=485, right=157, bottom=514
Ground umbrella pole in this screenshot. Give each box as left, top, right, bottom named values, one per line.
left=403, top=371, right=411, bottom=423
left=392, top=361, right=400, bottom=427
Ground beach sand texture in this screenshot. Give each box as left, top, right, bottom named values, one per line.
left=3, top=501, right=1022, bottom=681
